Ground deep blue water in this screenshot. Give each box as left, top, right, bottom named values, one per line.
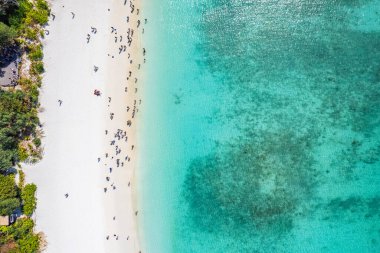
left=138, top=0, right=380, bottom=252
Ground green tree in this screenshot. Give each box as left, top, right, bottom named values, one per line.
left=1, top=217, right=30, bottom=237
left=0, top=90, right=39, bottom=143
left=0, top=21, right=16, bottom=49
left=28, top=8, right=48, bottom=25
left=21, top=184, right=36, bottom=216
left=0, top=218, right=40, bottom=253
left=6, top=218, right=34, bottom=239
left=0, top=174, right=18, bottom=201
left=0, top=197, right=20, bottom=215
left=18, top=233, right=39, bottom=253
left=0, top=129, right=18, bottom=150
left=8, top=0, right=32, bottom=29
left=0, top=149, right=13, bottom=173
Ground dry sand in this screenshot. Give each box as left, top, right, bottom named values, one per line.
left=24, top=0, right=144, bottom=252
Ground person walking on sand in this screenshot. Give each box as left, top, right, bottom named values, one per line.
left=71, top=12, right=75, bottom=19
left=58, top=99, right=63, bottom=106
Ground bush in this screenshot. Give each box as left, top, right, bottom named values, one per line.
left=24, top=27, right=38, bottom=40
left=36, top=0, right=49, bottom=12
left=32, top=138, right=41, bottom=148
left=30, top=61, right=44, bottom=75
left=19, top=77, right=32, bottom=88
left=0, top=149, right=14, bottom=173
left=18, top=170, right=25, bottom=188
left=28, top=9, right=48, bottom=25
left=0, top=129, right=17, bottom=152
left=17, top=144, right=28, bottom=162
left=21, top=184, right=36, bottom=216
left=0, top=90, right=39, bottom=137
left=18, top=233, right=40, bottom=253
left=8, top=0, right=32, bottom=29
left=0, top=218, right=40, bottom=253
left=0, top=198, right=20, bottom=215
left=0, top=21, right=16, bottom=48
left=0, top=174, right=18, bottom=201
left=0, top=175, right=19, bottom=215
left=28, top=45, right=43, bottom=60
left=25, top=84, right=40, bottom=106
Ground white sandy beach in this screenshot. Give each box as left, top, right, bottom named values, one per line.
left=24, top=0, right=144, bottom=252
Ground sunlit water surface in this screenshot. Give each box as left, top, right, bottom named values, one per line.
left=138, top=0, right=380, bottom=252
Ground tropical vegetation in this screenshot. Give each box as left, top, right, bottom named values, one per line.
left=0, top=0, right=49, bottom=252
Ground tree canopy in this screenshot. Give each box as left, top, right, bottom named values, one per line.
left=0, top=218, right=40, bottom=253
left=21, top=184, right=36, bottom=216
left=0, top=149, right=14, bottom=173
left=0, top=174, right=19, bottom=215
left=0, top=197, right=20, bottom=215
left=0, top=0, right=48, bottom=251
left=0, top=21, right=16, bottom=48
left=0, top=174, right=18, bottom=201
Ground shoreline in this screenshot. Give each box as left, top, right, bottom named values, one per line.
left=24, top=0, right=144, bottom=252
left=103, top=0, right=144, bottom=251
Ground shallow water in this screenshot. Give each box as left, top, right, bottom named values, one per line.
left=138, top=0, right=380, bottom=252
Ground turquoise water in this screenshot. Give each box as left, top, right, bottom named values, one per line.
left=138, top=0, right=380, bottom=252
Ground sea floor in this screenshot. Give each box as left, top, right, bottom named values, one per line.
left=138, top=0, right=380, bottom=252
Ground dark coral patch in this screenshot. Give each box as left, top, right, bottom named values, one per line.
left=183, top=131, right=319, bottom=236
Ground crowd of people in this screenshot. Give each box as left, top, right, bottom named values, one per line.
left=51, top=0, right=147, bottom=251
